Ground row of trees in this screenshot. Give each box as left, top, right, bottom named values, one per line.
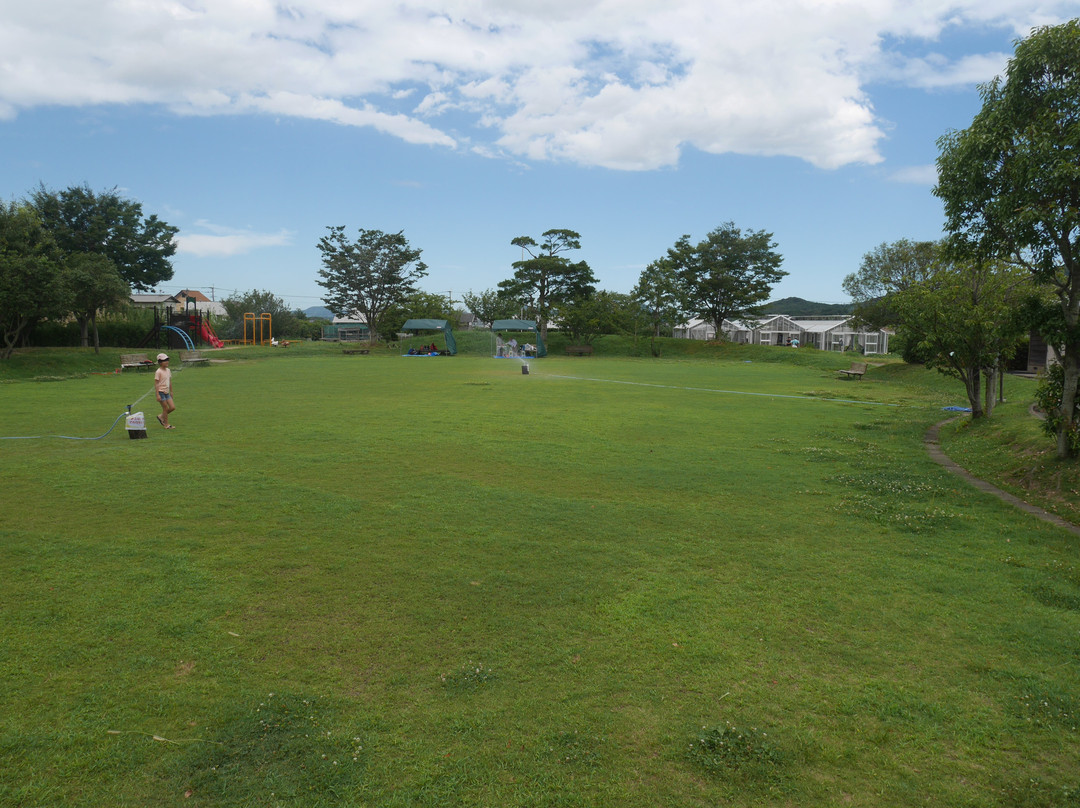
left=847, top=232, right=1075, bottom=455
left=316, top=222, right=787, bottom=355
left=843, top=239, right=1035, bottom=419
left=0, top=185, right=177, bottom=357
left=843, top=19, right=1079, bottom=459
left=934, top=18, right=1080, bottom=459
left=489, top=224, right=786, bottom=354
left=2, top=186, right=325, bottom=352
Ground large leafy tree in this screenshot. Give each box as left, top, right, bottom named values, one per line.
left=0, top=202, right=68, bottom=359
left=669, top=222, right=785, bottom=336
left=558, top=291, right=643, bottom=345
left=382, top=290, right=458, bottom=339
left=934, top=19, right=1080, bottom=458
left=220, top=289, right=306, bottom=340
left=498, top=229, right=597, bottom=341
left=893, top=259, right=1034, bottom=418
left=316, top=227, right=428, bottom=342
left=632, top=258, right=689, bottom=355
left=462, top=288, right=516, bottom=328
left=65, top=253, right=130, bottom=353
left=601, top=292, right=649, bottom=340
left=842, top=239, right=940, bottom=330
left=30, top=184, right=178, bottom=291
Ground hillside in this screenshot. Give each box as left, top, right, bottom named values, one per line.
left=764, top=297, right=853, bottom=316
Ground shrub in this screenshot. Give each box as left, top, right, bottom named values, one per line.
left=1034, top=363, right=1080, bottom=455
left=27, top=308, right=157, bottom=348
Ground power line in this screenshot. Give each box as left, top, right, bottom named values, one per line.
left=153, top=284, right=328, bottom=303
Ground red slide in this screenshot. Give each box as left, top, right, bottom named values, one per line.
left=198, top=319, right=224, bottom=348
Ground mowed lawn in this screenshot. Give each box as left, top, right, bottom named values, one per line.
left=2, top=352, right=1078, bottom=807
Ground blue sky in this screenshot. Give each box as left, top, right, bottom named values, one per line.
left=2, top=1, right=1076, bottom=311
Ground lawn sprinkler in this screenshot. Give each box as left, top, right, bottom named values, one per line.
left=521, top=363, right=529, bottom=375
left=125, top=409, right=147, bottom=439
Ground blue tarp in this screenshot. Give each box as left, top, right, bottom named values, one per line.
left=401, top=319, right=456, bottom=355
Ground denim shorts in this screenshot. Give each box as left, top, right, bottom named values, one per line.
left=157, top=392, right=172, bottom=402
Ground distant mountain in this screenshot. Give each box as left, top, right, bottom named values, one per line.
left=764, top=297, right=853, bottom=316
left=303, top=306, right=334, bottom=320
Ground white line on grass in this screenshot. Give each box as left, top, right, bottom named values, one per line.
left=542, top=374, right=900, bottom=407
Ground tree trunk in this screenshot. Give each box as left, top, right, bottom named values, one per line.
left=1057, top=342, right=1079, bottom=459
left=91, top=313, right=101, bottom=354
left=983, top=367, right=997, bottom=418
left=364, top=309, right=378, bottom=345
left=78, top=315, right=90, bottom=348
left=964, top=367, right=985, bottom=418
left=1054, top=270, right=1080, bottom=458
left=1, top=315, right=31, bottom=359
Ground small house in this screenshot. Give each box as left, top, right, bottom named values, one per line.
left=323, top=313, right=370, bottom=341
left=677, top=314, right=891, bottom=354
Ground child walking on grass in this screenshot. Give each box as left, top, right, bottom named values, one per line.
left=154, top=353, right=176, bottom=429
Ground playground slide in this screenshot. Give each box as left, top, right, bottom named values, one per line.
left=197, top=319, right=224, bottom=348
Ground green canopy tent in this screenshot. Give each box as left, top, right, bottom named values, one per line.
left=400, top=318, right=457, bottom=355
left=491, top=319, right=546, bottom=358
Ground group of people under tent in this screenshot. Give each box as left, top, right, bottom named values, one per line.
left=497, top=338, right=536, bottom=358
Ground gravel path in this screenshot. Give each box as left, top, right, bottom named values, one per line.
left=925, top=419, right=1080, bottom=537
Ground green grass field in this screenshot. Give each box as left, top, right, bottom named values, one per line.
left=2, top=346, right=1079, bottom=806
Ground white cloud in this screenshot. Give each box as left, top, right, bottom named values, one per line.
left=888, top=164, right=939, bottom=185
left=0, top=0, right=1075, bottom=170
left=177, top=221, right=295, bottom=257
left=877, top=51, right=1012, bottom=89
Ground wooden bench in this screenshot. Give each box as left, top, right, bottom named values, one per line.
left=120, top=353, right=154, bottom=371
left=342, top=348, right=370, bottom=355
left=565, top=345, right=594, bottom=356
left=838, top=361, right=868, bottom=380
left=180, top=350, right=209, bottom=366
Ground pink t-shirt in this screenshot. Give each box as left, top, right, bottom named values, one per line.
left=154, top=366, right=171, bottom=394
